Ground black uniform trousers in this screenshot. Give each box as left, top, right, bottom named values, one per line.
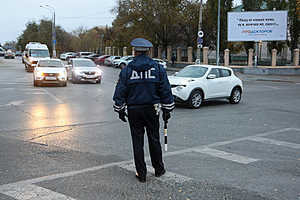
left=127, top=105, right=164, bottom=178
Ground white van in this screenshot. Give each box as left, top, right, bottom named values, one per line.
left=24, top=42, right=50, bottom=72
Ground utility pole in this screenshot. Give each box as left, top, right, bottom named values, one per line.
left=197, top=0, right=203, bottom=64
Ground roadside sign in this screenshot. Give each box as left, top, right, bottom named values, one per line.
left=198, top=31, right=204, bottom=38
left=197, top=37, right=203, bottom=44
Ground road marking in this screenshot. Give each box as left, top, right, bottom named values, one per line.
left=0, top=100, right=24, bottom=107
left=40, top=89, right=64, bottom=104
left=26, top=92, right=46, bottom=95
left=0, top=82, right=25, bottom=85
left=0, top=160, right=132, bottom=186
left=193, top=147, right=260, bottom=164
left=119, top=163, right=192, bottom=183
left=0, top=127, right=298, bottom=193
left=248, top=136, right=300, bottom=149
left=262, top=85, right=280, bottom=90
left=0, top=183, right=77, bottom=200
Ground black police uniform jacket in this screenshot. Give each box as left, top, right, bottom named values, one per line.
left=113, top=54, right=174, bottom=111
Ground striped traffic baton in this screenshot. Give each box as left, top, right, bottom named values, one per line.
left=164, top=120, right=168, bottom=151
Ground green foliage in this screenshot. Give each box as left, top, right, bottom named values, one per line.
left=241, top=0, right=264, bottom=54
left=112, top=0, right=201, bottom=54
left=205, top=0, right=233, bottom=51
left=16, top=19, right=73, bottom=55
left=265, top=0, right=288, bottom=55
left=289, top=0, right=300, bottom=50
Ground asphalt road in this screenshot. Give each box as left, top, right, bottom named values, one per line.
left=0, top=57, right=300, bottom=200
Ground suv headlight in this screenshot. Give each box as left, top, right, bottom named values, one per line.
left=176, top=85, right=186, bottom=91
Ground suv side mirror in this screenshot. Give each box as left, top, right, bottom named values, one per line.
left=207, top=74, right=217, bottom=79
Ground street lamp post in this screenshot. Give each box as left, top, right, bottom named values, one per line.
left=197, top=0, right=203, bottom=64
left=40, top=5, right=56, bottom=58
left=216, top=0, right=221, bottom=66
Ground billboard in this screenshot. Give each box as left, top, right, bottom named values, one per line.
left=228, top=11, right=288, bottom=42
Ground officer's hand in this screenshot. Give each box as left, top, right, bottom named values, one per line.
left=162, top=111, right=171, bottom=121
left=119, top=109, right=128, bottom=122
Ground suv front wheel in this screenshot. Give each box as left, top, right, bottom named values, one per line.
left=188, top=90, right=203, bottom=109
left=229, top=87, right=241, bottom=104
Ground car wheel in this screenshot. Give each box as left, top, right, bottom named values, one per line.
left=229, top=87, right=242, bottom=104
left=96, top=79, right=101, bottom=84
left=188, top=90, right=203, bottom=109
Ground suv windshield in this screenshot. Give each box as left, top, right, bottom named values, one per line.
left=30, top=49, right=50, bottom=57
left=39, top=60, right=63, bottom=67
left=176, top=66, right=208, bottom=78
left=74, top=60, right=96, bottom=67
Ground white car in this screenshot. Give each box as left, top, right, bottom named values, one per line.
left=168, top=65, right=243, bottom=109
left=104, top=56, right=121, bottom=66
left=60, top=52, right=76, bottom=60
left=33, top=59, right=67, bottom=87
left=68, top=58, right=102, bottom=84
left=153, top=58, right=167, bottom=69
left=113, top=56, right=134, bottom=68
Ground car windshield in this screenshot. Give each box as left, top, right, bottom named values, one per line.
left=74, top=60, right=96, bottom=67
left=176, top=66, right=208, bottom=78
left=30, top=49, right=50, bottom=57
left=39, top=60, right=63, bottom=67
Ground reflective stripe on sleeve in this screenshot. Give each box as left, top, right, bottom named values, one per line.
left=161, top=102, right=175, bottom=111
left=113, top=104, right=126, bottom=112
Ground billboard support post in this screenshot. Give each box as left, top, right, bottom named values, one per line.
left=254, top=41, right=258, bottom=67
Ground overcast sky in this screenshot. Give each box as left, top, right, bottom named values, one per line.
left=0, top=0, right=242, bottom=45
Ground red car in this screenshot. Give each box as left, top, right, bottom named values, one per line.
left=94, top=55, right=110, bottom=65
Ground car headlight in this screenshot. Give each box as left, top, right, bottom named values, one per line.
left=58, top=71, right=67, bottom=78
left=176, top=85, right=186, bottom=91
left=36, top=71, right=44, bottom=77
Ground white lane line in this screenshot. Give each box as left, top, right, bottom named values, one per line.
left=0, top=128, right=296, bottom=190
left=0, top=183, right=77, bottom=200
left=193, top=147, right=259, bottom=164
left=262, top=85, right=280, bottom=90
left=248, top=137, right=300, bottom=149
left=40, top=89, right=64, bottom=104
left=0, top=160, right=132, bottom=186
left=0, top=100, right=24, bottom=107
left=119, top=163, right=192, bottom=183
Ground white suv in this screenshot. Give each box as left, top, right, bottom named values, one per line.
left=168, top=65, right=243, bottom=108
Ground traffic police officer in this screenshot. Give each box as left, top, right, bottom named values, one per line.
left=113, top=38, right=174, bottom=183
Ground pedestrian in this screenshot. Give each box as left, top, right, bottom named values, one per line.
left=113, top=38, right=174, bottom=183
left=171, top=54, right=176, bottom=66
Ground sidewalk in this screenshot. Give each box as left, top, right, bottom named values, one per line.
left=166, top=65, right=300, bottom=83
